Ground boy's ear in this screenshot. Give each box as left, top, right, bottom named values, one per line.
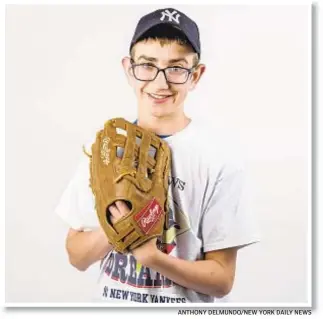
left=189, top=64, right=206, bottom=91
left=122, top=57, right=133, bottom=84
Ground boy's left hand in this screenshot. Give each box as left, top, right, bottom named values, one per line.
left=108, top=200, right=160, bottom=265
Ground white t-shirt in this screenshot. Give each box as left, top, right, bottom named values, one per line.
left=55, top=118, right=260, bottom=303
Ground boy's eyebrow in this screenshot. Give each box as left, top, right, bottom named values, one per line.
left=136, top=55, right=189, bottom=64
left=168, top=58, right=189, bottom=64
left=137, top=55, right=158, bottom=62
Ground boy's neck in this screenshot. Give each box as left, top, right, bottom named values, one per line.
left=136, top=112, right=191, bottom=136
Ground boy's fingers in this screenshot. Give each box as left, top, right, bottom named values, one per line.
left=108, top=204, right=122, bottom=217
left=115, top=200, right=131, bottom=214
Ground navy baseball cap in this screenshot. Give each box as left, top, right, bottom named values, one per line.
left=130, top=8, right=201, bottom=58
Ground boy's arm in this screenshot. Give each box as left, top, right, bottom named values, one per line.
left=66, top=227, right=113, bottom=271
left=108, top=201, right=238, bottom=298
left=132, top=240, right=238, bottom=298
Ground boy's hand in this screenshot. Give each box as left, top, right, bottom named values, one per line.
left=108, top=200, right=130, bottom=224
left=108, top=200, right=159, bottom=265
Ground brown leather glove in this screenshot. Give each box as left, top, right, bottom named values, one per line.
left=86, top=118, right=171, bottom=254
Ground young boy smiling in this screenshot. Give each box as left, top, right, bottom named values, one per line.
left=55, top=7, right=259, bottom=303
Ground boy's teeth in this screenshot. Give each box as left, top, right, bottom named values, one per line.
left=150, top=93, right=169, bottom=99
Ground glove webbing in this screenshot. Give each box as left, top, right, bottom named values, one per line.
left=107, top=118, right=166, bottom=193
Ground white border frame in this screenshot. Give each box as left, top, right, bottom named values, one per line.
left=2, top=0, right=314, bottom=309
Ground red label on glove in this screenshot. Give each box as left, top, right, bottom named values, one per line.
left=134, top=198, right=163, bottom=234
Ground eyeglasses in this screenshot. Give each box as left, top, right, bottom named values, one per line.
left=130, top=59, right=197, bottom=84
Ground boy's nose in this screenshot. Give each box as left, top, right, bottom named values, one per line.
left=152, top=70, right=170, bottom=89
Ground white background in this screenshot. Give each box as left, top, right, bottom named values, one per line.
left=4, top=1, right=313, bottom=311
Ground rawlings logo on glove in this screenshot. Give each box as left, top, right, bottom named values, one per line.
left=134, top=198, right=163, bottom=234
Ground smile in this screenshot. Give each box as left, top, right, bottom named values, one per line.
left=146, top=93, right=174, bottom=102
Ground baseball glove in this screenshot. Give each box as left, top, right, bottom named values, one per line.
left=85, top=117, right=171, bottom=254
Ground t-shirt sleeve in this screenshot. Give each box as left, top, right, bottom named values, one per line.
left=201, top=155, right=260, bottom=253
left=54, top=153, right=99, bottom=231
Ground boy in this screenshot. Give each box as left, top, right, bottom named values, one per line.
left=55, top=7, right=259, bottom=303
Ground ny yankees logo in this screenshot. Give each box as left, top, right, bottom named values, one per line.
left=160, top=9, right=181, bottom=24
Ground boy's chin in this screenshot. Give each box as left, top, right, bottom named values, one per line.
left=149, top=105, right=174, bottom=118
